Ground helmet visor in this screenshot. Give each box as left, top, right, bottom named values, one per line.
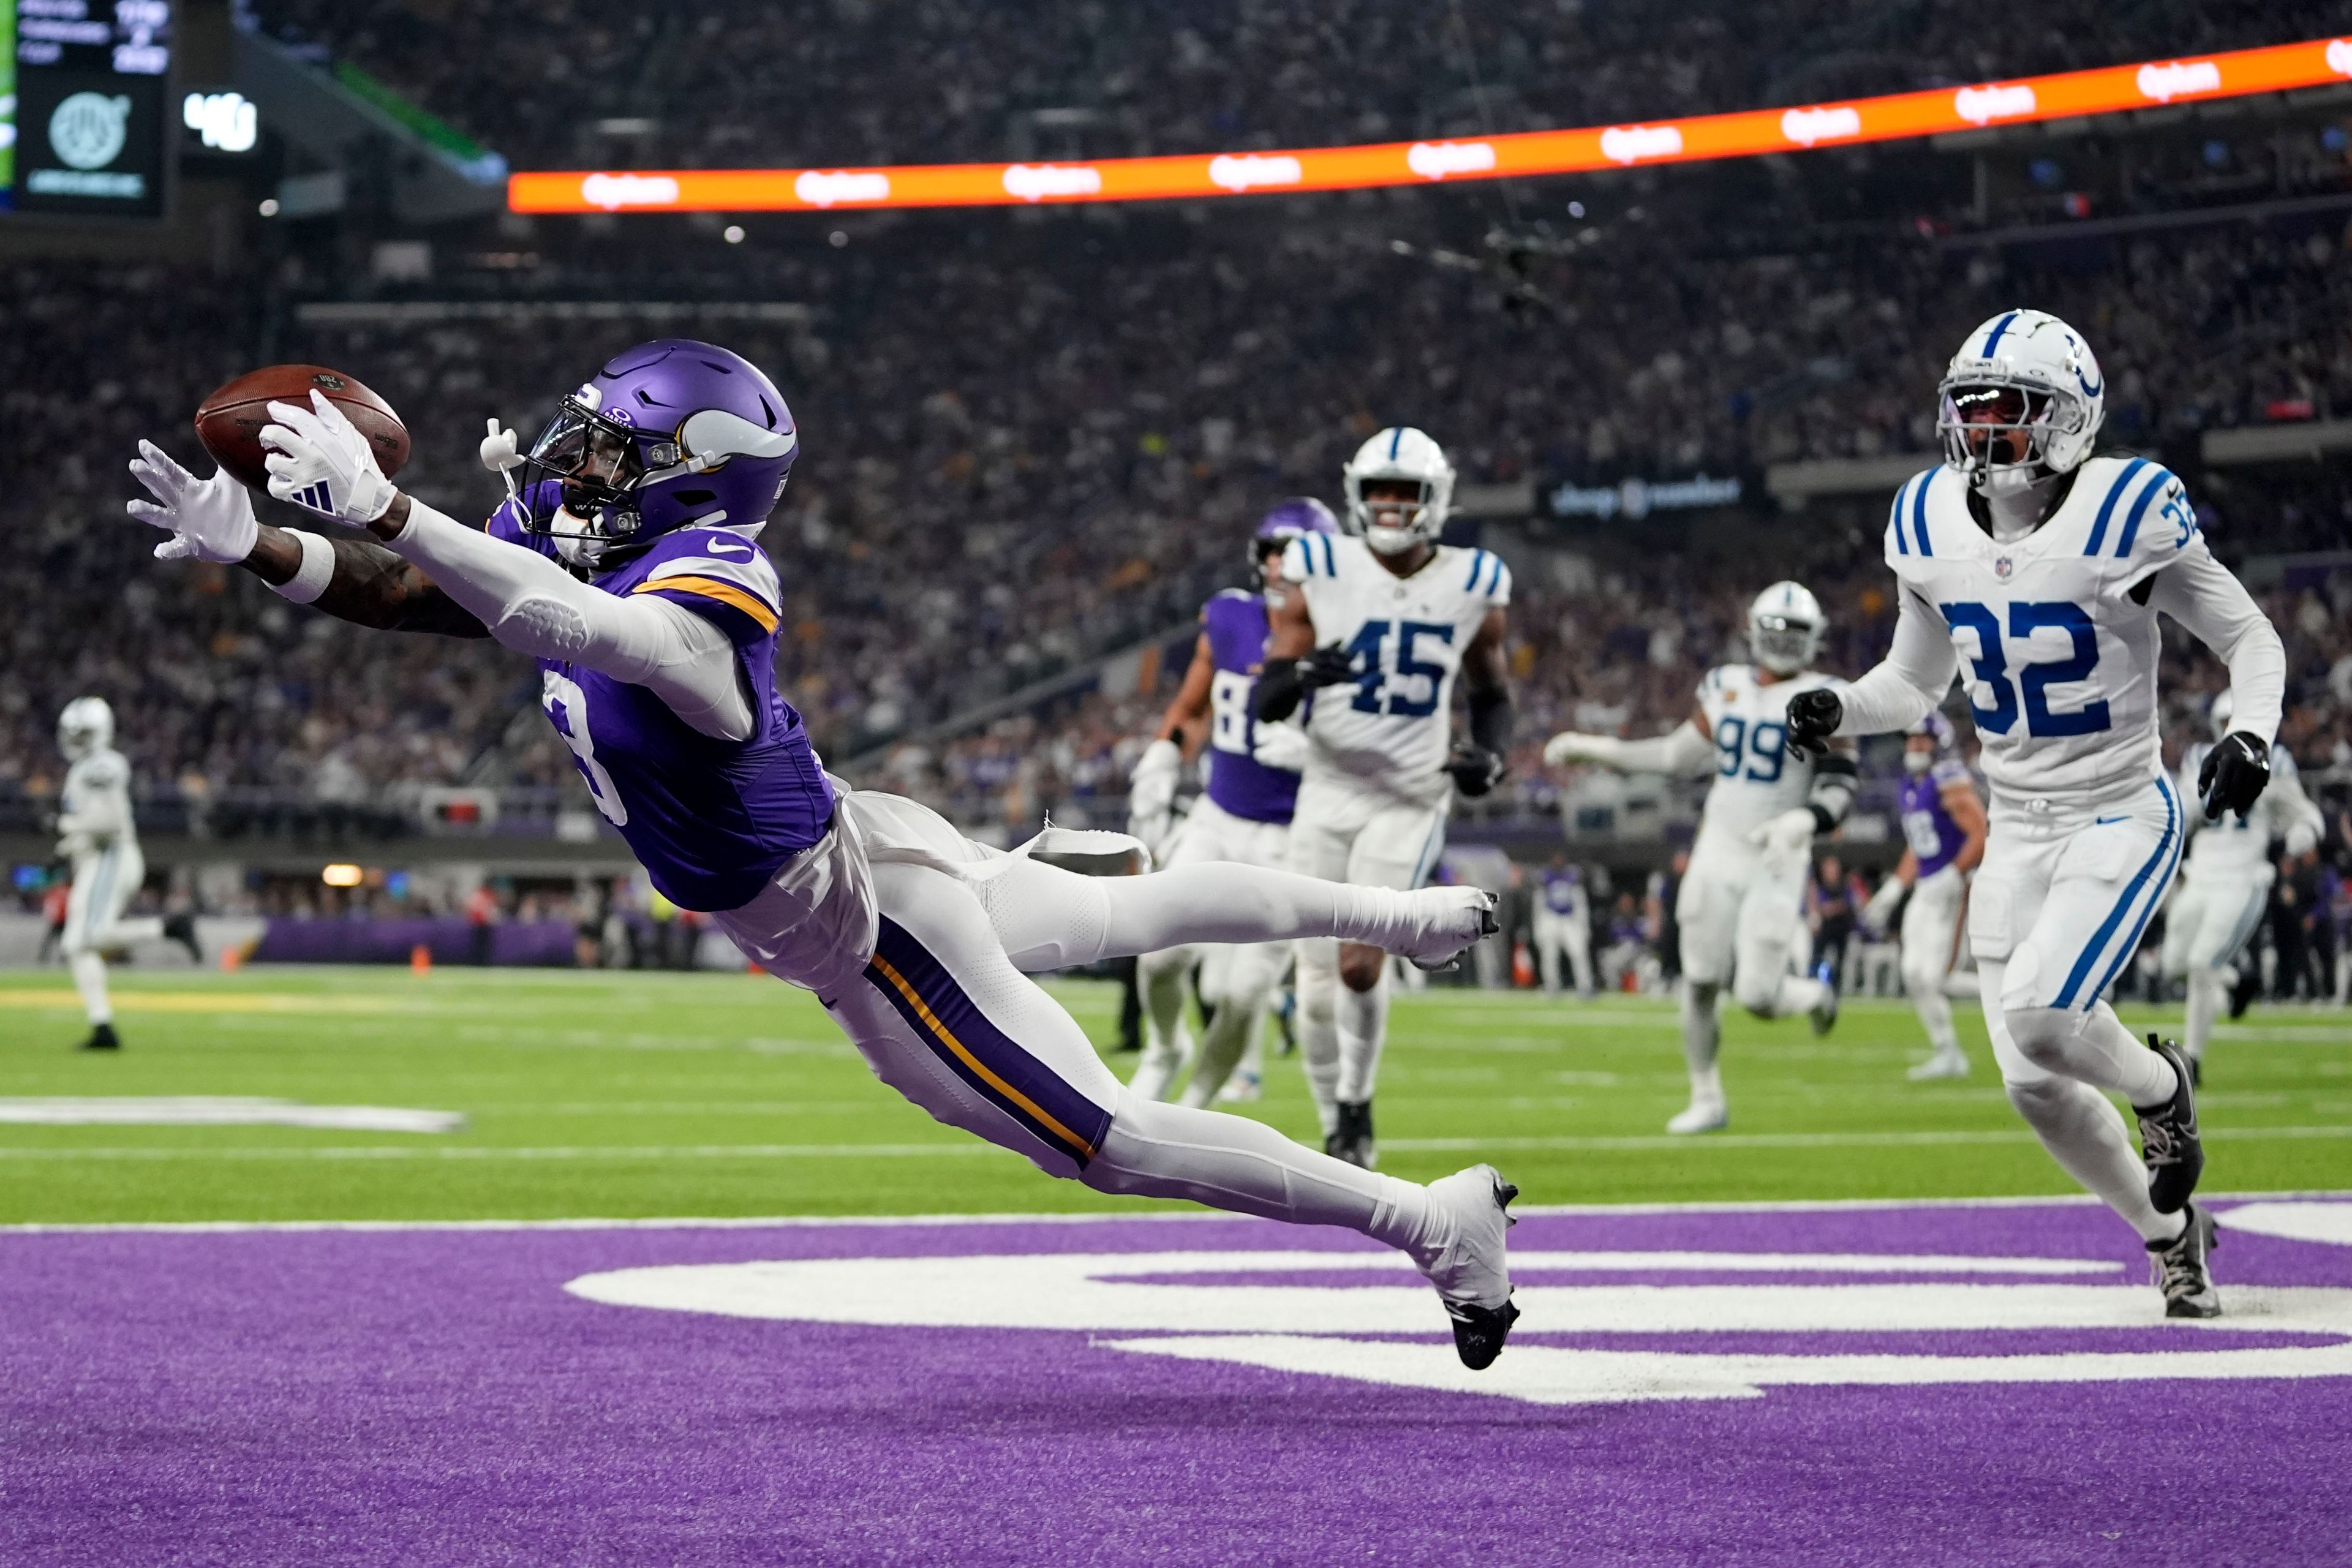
left=1752, top=615, right=1816, bottom=672
left=517, top=399, right=659, bottom=555
left=1938, top=382, right=2055, bottom=472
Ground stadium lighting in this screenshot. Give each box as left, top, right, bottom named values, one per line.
left=320, top=864, right=364, bottom=888
left=510, top=37, right=2352, bottom=215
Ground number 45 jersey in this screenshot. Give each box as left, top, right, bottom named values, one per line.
left=1885, top=456, right=2196, bottom=806
left=1280, top=532, right=1510, bottom=807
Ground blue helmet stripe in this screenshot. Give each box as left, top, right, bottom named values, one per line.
left=1387, top=427, right=1404, bottom=460
left=2082, top=457, right=2149, bottom=556
left=1910, top=467, right=1934, bottom=557
left=2114, top=467, right=2168, bottom=557
left=1980, top=311, right=2019, bottom=358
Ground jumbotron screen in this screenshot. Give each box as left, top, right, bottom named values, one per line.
left=6, top=0, right=172, bottom=217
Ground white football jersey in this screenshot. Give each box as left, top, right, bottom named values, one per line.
left=61, top=747, right=137, bottom=856
left=1694, top=664, right=1843, bottom=840
left=2177, top=740, right=2322, bottom=876
left=1883, top=455, right=2203, bottom=805
left=1281, top=533, right=1510, bottom=805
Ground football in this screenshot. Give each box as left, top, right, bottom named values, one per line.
left=193, top=364, right=410, bottom=490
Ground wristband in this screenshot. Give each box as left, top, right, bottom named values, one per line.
left=270, top=530, right=336, bottom=605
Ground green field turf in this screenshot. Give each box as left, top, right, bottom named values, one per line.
left=1, top=965, right=2345, bottom=1224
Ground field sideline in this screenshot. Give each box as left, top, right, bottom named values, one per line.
left=2, top=966, right=2347, bottom=1224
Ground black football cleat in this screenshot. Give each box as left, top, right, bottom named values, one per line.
left=164, top=911, right=203, bottom=965
left=1325, top=1098, right=1377, bottom=1170
left=78, top=1022, right=121, bottom=1052
left=2147, top=1203, right=2220, bottom=1319
left=1446, top=1298, right=1522, bottom=1371
left=2226, top=964, right=2259, bottom=1020
left=2134, top=1036, right=2204, bottom=1215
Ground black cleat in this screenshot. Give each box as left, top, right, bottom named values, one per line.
left=2134, top=1036, right=2204, bottom=1215
left=1446, top=1298, right=1522, bottom=1371
left=2226, top=965, right=2259, bottom=1020
left=2147, top=1203, right=2220, bottom=1319
left=1325, top=1098, right=1377, bottom=1169
left=78, top=1022, right=121, bottom=1052
left=164, top=911, right=203, bottom=965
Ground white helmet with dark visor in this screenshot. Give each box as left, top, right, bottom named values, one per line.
left=1937, top=309, right=2104, bottom=492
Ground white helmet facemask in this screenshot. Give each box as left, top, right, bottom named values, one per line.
left=1937, top=310, right=2104, bottom=497
left=1342, top=427, right=1454, bottom=556
left=58, top=696, right=115, bottom=761
left=1747, top=581, right=1824, bottom=676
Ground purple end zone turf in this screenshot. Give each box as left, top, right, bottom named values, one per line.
left=2, top=1199, right=2348, bottom=1566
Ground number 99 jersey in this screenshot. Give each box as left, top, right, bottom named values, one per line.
left=1281, top=532, right=1510, bottom=807
left=1695, top=664, right=1844, bottom=842
left=1886, top=456, right=2196, bottom=804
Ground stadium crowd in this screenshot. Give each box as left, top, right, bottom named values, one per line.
left=2, top=205, right=2346, bottom=827
left=243, top=0, right=2299, bottom=175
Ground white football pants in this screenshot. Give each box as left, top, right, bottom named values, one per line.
left=61, top=842, right=163, bottom=1026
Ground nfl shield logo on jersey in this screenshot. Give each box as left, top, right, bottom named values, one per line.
left=1993, top=555, right=2013, bottom=580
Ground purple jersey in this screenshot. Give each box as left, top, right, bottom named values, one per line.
left=1899, top=758, right=1977, bottom=880
left=1539, top=867, right=1584, bottom=914
left=1199, top=589, right=1299, bottom=824
left=490, top=499, right=833, bottom=912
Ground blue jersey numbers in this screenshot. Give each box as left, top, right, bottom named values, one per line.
left=1713, top=716, right=1787, bottom=781
left=1940, top=600, right=2111, bottom=739
left=1341, top=620, right=1455, bottom=717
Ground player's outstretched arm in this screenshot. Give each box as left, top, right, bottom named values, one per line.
left=1787, top=584, right=1954, bottom=759
left=255, top=393, right=753, bottom=740
left=1543, top=710, right=1713, bottom=775
left=127, top=439, right=488, bottom=638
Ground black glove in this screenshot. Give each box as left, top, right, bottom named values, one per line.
left=1444, top=741, right=1506, bottom=797
left=1784, top=688, right=1844, bottom=761
left=2198, top=731, right=2272, bottom=821
left=1298, top=643, right=1357, bottom=690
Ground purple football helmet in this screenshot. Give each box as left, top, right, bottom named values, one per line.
left=516, top=339, right=798, bottom=568
left=1906, top=710, right=1956, bottom=751
left=1251, top=497, right=1338, bottom=587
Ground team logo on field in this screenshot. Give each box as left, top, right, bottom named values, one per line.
left=567, top=1202, right=2352, bottom=1408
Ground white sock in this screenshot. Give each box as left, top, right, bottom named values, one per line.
left=1335, top=969, right=1389, bottom=1103
left=2007, top=1077, right=2182, bottom=1243
left=1178, top=998, right=1256, bottom=1109
left=69, top=951, right=112, bottom=1025
left=2184, top=971, right=2220, bottom=1063
left=1681, top=981, right=1722, bottom=1077
left=1085, top=1092, right=1441, bottom=1259
left=1294, top=940, right=1341, bottom=1137
left=1910, top=981, right=1959, bottom=1055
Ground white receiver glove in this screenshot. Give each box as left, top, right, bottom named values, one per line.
left=1747, top=807, right=1817, bottom=859
left=1250, top=721, right=1311, bottom=774
left=1860, top=873, right=1905, bottom=937
left=260, top=390, right=399, bottom=526
left=125, top=440, right=258, bottom=564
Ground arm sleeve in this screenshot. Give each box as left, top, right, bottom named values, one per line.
left=1580, top=721, right=1716, bottom=776
left=2270, top=754, right=2325, bottom=854
left=2144, top=543, right=2285, bottom=744
left=1807, top=752, right=1858, bottom=833
left=378, top=499, right=753, bottom=741
left=1834, top=582, right=1956, bottom=737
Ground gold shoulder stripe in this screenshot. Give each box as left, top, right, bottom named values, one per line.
left=632, top=575, right=781, bottom=634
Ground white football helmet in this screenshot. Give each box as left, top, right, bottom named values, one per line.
left=2209, top=690, right=2235, bottom=741
left=1748, top=581, right=1823, bottom=676
left=58, top=696, right=115, bottom=761
left=1342, top=426, right=1454, bottom=555
left=1937, top=309, right=2104, bottom=496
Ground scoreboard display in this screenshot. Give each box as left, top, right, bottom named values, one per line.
left=6, top=0, right=173, bottom=218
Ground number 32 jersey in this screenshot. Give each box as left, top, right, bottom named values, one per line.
left=1883, top=456, right=2197, bottom=805
left=1281, top=533, right=1510, bottom=806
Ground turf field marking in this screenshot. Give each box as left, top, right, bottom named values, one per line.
left=0, top=1097, right=463, bottom=1133
left=2, top=1125, right=2346, bottom=1163
left=0, top=990, right=421, bottom=1014
left=3, top=1189, right=2342, bottom=1233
